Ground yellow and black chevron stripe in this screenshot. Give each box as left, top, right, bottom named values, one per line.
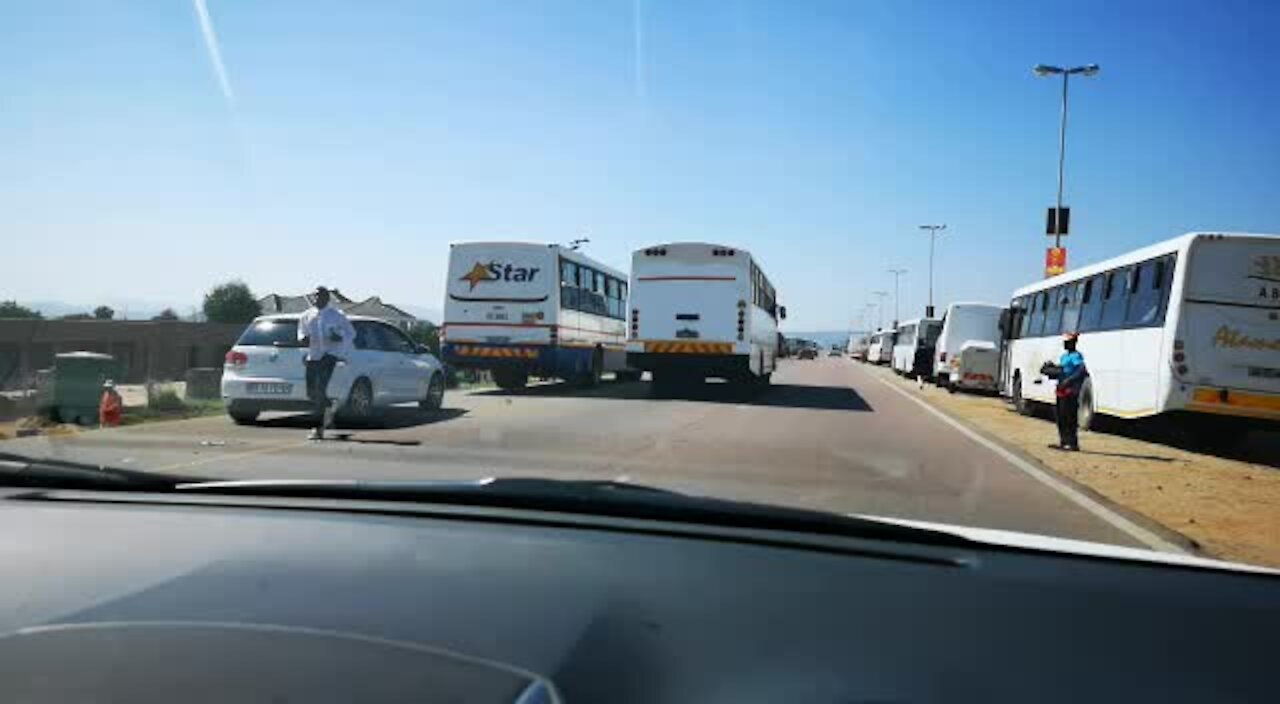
left=451, top=345, right=540, bottom=359
left=643, top=341, right=734, bottom=354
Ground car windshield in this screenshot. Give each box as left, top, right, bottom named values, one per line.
left=2, top=1, right=1279, bottom=572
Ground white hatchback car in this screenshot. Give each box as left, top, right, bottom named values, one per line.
left=221, top=314, right=446, bottom=425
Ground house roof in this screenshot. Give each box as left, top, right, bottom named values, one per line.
left=257, top=292, right=417, bottom=322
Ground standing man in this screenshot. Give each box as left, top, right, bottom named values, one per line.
left=1049, top=331, right=1087, bottom=451
left=298, top=286, right=355, bottom=440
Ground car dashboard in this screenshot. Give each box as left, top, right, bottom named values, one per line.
left=0, top=487, right=1276, bottom=703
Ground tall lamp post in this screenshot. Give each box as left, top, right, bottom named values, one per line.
left=1034, top=63, right=1099, bottom=252
left=871, top=291, right=888, bottom=330
left=886, top=268, right=907, bottom=327
left=917, top=224, right=946, bottom=317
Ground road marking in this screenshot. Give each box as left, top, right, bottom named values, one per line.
left=861, top=367, right=1187, bottom=554
left=152, top=439, right=312, bottom=474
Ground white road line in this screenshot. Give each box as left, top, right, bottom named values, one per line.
left=862, top=367, right=1187, bottom=554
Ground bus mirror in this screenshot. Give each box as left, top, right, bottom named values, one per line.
left=778, top=306, right=787, bottom=320
left=998, top=310, right=1011, bottom=338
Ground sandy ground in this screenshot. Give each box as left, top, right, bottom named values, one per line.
left=871, top=364, right=1280, bottom=568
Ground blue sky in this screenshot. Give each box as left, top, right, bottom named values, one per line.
left=3, top=0, right=1277, bottom=329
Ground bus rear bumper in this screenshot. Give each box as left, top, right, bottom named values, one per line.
left=626, top=352, right=750, bottom=379
left=1185, top=386, right=1280, bottom=422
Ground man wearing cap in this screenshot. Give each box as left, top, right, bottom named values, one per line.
left=1050, top=331, right=1088, bottom=451
left=297, top=286, right=355, bottom=440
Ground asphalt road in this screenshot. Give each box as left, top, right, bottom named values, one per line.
left=3, top=357, right=1144, bottom=547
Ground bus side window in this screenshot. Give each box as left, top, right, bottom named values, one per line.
left=1126, top=260, right=1156, bottom=327
left=1079, top=275, right=1104, bottom=331
left=1017, top=296, right=1032, bottom=338
left=1044, top=285, right=1065, bottom=336
left=1155, top=254, right=1177, bottom=324
left=1099, top=267, right=1131, bottom=329
left=1061, top=281, right=1084, bottom=333
left=560, top=260, right=580, bottom=312
left=1027, top=292, right=1047, bottom=337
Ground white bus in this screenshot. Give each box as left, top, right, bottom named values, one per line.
left=892, top=317, right=942, bottom=378
left=443, top=242, right=635, bottom=390
left=626, top=243, right=785, bottom=387
left=1001, top=232, right=1280, bottom=436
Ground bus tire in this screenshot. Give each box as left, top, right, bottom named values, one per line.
left=494, top=368, right=528, bottom=391
left=579, top=347, right=604, bottom=387
left=1013, top=375, right=1035, bottom=417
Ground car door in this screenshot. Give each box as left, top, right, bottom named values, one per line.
left=378, top=323, right=435, bottom=401
left=352, top=321, right=396, bottom=405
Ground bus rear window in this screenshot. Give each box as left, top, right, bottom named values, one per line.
left=237, top=319, right=302, bottom=347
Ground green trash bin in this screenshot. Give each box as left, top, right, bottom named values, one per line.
left=51, top=352, right=119, bottom=426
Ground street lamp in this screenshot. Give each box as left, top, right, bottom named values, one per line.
left=1034, top=63, right=1100, bottom=250
left=871, top=291, right=888, bottom=330
left=917, top=224, right=946, bottom=317
left=886, top=268, right=907, bottom=326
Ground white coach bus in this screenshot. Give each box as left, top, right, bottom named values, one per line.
left=626, top=243, right=785, bottom=388
left=1001, top=232, right=1280, bottom=438
left=443, top=242, right=636, bottom=390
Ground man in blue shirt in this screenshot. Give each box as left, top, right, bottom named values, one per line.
left=1052, top=331, right=1087, bottom=451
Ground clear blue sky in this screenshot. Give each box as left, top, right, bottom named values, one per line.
left=3, top=1, right=1277, bottom=329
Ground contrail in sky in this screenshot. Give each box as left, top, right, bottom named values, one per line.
left=194, top=0, right=235, bottom=105
left=632, top=0, right=646, bottom=101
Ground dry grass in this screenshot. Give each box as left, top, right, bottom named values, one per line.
left=880, top=368, right=1280, bottom=568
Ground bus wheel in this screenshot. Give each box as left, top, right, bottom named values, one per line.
left=1013, top=375, right=1035, bottom=417
left=494, top=368, right=528, bottom=391
left=579, top=348, right=603, bottom=387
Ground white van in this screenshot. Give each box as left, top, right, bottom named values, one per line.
left=892, top=318, right=942, bottom=378
left=866, top=330, right=894, bottom=365
left=934, top=303, right=1005, bottom=391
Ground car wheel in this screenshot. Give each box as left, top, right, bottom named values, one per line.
left=341, top=377, right=375, bottom=425
left=420, top=373, right=445, bottom=411
left=1013, top=375, right=1035, bottom=416
left=227, top=401, right=259, bottom=425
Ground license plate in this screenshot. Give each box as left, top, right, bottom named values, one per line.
left=1248, top=367, right=1280, bottom=379
left=675, top=328, right=699, bottom=339
left=247, top=382, right=293, bottom=395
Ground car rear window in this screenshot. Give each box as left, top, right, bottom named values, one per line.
left=237, top=319, right=302, bottom=347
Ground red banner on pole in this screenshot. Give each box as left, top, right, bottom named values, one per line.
left=1045, top=247, right=1067, bottom=277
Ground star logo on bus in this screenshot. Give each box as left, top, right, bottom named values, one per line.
left=460, top=262, right=494, bottom=291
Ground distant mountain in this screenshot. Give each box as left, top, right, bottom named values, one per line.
left=399, top=304, right=442, bottom=325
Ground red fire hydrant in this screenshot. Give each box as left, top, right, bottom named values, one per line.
left=99, top=380, right=123, bottom=427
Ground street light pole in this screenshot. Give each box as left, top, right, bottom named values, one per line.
left=886, top=268, right=906, bottom=326
left=1034, top=63, right=1099, bottom=250
left=871, top=291, right=888, bottom=329
left=917, top=225, right=946, bottom=317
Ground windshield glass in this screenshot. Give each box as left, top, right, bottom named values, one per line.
left=237, top=319, right=301, bottom=347
left=3, top=0, right=1278, bottom=572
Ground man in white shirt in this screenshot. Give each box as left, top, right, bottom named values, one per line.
left=297, top=286, right=355, bottom=440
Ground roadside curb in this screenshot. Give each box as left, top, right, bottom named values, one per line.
left=854, top=361, right=1203, bottom=556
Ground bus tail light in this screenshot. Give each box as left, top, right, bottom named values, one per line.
left=1173, top=339, right=1187, bottom=376
left=224, top=350, right=247, bottom=367
left=643, top=248, right=667, bottom=256
left=939, top=351, right=947, bottom=363
left=550, top=325, right=558, bottom=345
left=630, top=309, right=639, bottom=338
left=1176, top=364, right=1189, bottom=376
left=737, top=307, right=745, bottom=341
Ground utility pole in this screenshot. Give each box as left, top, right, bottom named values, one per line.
left=871, top=291, right=888, bottom=330
left=1034, top=63, right=1099, bottom=274
left=917, top=224, right=946, bottom=317
left=886, top=268, right=907, bottom=327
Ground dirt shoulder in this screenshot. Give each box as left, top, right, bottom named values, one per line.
left=864, top=363, right=1280, bottom=569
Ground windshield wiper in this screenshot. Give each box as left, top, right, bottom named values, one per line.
left=177, top=477, right=972, bottom=548
left=0, top=452, right=209, bottom=492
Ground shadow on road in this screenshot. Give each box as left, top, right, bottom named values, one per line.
left=253, top=407, right=468, bottom=431
left=477, top=380, right=873, bottom=412
left=1073, top=449, right=1175, bottom=463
